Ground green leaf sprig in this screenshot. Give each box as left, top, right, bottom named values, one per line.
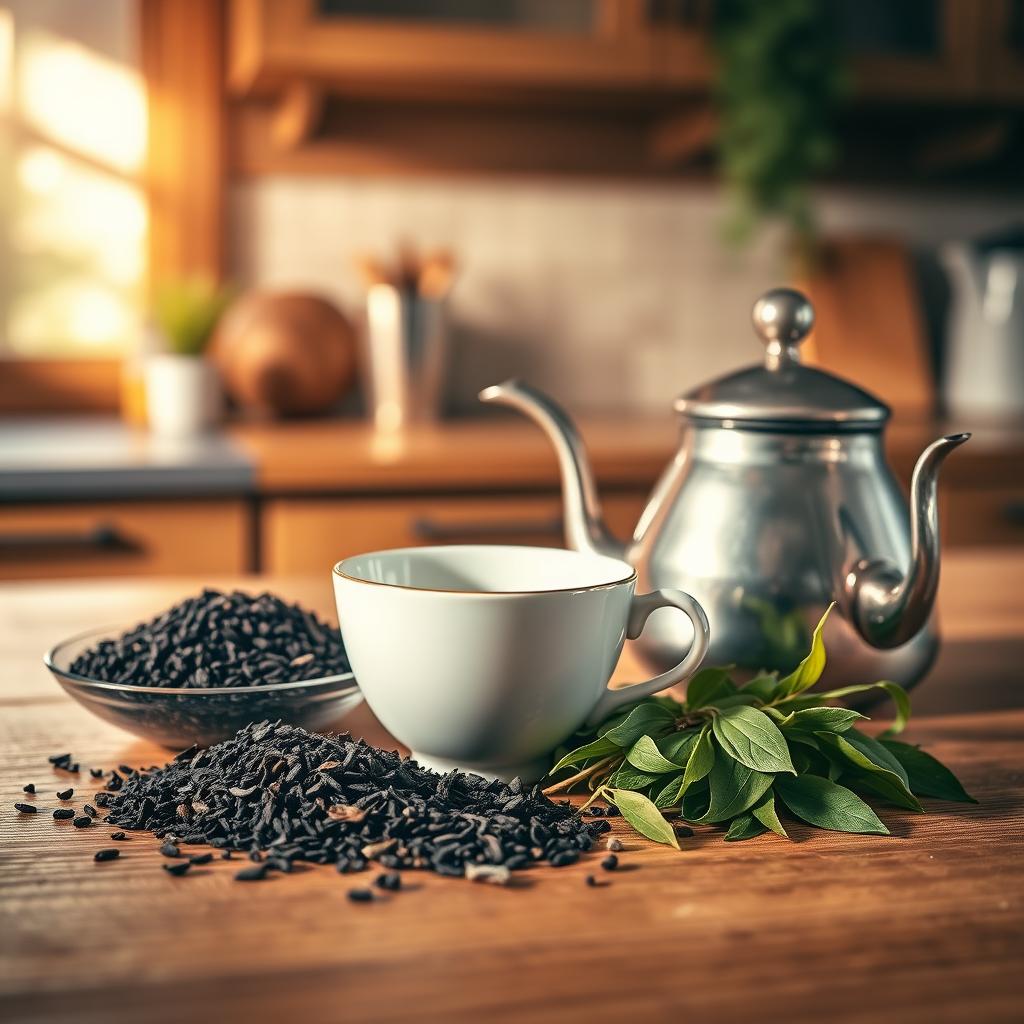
left=543, top=605, right=975, bottom=847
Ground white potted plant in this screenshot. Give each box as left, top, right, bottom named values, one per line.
left=144, top=278, right=231, bottom=438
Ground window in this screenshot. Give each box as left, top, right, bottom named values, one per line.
left=0, top=0, right=146, bottom=358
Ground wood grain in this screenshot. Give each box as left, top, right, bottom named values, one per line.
left=1, top=556, right=1023, bottom=1024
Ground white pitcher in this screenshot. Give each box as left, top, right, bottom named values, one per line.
left=941, top=241, right=1024, bottom=419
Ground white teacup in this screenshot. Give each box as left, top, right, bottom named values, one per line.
left=333, top=545, right=709, bottom=782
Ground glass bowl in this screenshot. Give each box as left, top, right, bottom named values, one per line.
left=44, top=624, right=363, bottom=749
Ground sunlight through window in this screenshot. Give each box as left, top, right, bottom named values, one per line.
left=1, top=1, right=146, bottom=357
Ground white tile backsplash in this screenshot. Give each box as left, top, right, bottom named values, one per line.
left=231, top=176, right=1024, bottom=414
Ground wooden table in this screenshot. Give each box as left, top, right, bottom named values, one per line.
left=2, top=551, right=1023, bottom=1023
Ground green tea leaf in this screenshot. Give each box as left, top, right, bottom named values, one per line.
left=710, top=693, right=765, bottom=710
left=770, top=694, right=826, bottom=715
left=677, top=724, right=715, bottom=797
left=626, top=735, right=686, bottom=774
left=602, top=702, right=676, bottom=747
left=681, top=781, right=711, bottom=821
left=656, top=729, right=700, bottom=765
left=879, top=740, right=977, bottom=803
left=842, top=729, right=910, bottom=786
left=813, top=681, right=910, bottom=736
left=776, top=604, right=833, bottom=698
left=741, top=674, right=780, bottom=702
left=751, top=791, right=789, bottom=838
left=685, top=667, right=737, bottom=710
left=650, top=695, right=685, bottom=714
left=698, top=753, right=774, bottom=823
left=712, top=706, right=796, bottom=774
left=776, top=775, right=889, bottom=835
left=652, top=771, right=685, bottom=809
left=611, top=763, right=661, bottom=790
left=816, top=731, right=919, bottom=810
left=596, top=708, right=632, bottom=737
left=724, top=813, right=769, bottom=842
left=549, top=735, right=621, bottom=775
left=847, top=771, right=923, bottom=813
left=779, top=707, right=866, bottom=734
left=609, top=788, right=680, bottom=848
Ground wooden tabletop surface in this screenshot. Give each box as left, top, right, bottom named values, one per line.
left=2, top=550, right=1023, bottom=1023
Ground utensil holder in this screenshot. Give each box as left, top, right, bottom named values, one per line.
left=364, top=284, right=448, bottom=432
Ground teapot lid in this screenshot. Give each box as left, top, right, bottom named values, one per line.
left=674, top=288, right=890, bottom=429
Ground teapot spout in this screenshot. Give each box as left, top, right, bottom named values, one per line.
left=479, top=380, right=622, bottom=558
left=846, top=433, right=970, bottom=649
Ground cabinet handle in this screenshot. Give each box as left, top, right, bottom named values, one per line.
left=0, top=523, right=141, bottom=561
left=412, top=515, right=563, bottom=542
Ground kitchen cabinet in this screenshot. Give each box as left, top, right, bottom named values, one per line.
left=832, top=0, right=980, bottom=101
left=261, top=491, right=648, bottom=573
left=229, top=0, right=665, bottom=97
left=941, top=485, right=1024, bottom=549
left=228, top=0, right=1015, bottom=107
left=978, top=0, right=1024, bottom=98
left=0, top=500, right=251, bottom=581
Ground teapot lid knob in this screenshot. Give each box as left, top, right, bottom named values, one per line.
left=752, top=288, right=814, bottom=369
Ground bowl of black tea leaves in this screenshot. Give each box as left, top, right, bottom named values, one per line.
left=44, top=589, right=360, bottom=748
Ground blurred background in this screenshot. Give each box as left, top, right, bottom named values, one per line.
left=1, top=0, right=1023, bottom=581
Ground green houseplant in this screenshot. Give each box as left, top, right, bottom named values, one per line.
left=144, top=278, right=232, bottom=438
left=713, top=0, right=847, bottom=256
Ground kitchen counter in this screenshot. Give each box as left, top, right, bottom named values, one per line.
left=5, top=412, right=1023, bottom=502
left=229, top=413, right=1024, bottom=495
left=0, top=418, right=254, bottom=501
left=1, top=549, right=1022, bottom=1023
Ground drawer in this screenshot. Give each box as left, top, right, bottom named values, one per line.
left=0, top=500, right=251, bottom=580
left=941, top=486, right=1024, bottom=548
left=262, top=491, right=648, bottom=574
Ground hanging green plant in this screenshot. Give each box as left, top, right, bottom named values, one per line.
left=713, top=0, right=848, bottom=250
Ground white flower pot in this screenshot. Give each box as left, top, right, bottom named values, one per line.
left=143, top=354, right=222, bottom=438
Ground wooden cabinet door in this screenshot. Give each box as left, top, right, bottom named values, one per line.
left=262, top=491, right=648, bottom=574
left=230, top=0, right=660, bottom=96
left=976, top=0, right=1024, bottom=98
left=0, top=501, right=251, bottom=580
left=831, top=0, right=980, bottom=100
left=941, top=486, right=1024, bottom=549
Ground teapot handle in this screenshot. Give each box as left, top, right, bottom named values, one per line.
left=586, top=589, right=710, bottom=726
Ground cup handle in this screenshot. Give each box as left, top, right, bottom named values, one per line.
left=585, top=589, right=710, bottom=727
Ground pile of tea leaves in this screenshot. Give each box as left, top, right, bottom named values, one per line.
left=544, top=605, right=976, bottom=847
left=70, top=588, right=349, bottom=689
left=99, top=720, right=609, bottom=880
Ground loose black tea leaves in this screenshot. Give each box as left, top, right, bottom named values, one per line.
left=102, top=720, right=608, bottom=882
left=68, top=589, right=350, bottom=690
left=53, top=808, right=75, bottom=820
left=14, top=803, right=37, bottom=814
left=94, top=848, right=120, bottom=862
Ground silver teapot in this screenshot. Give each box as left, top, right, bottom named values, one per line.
left=481, top=288, right=969, bottom=693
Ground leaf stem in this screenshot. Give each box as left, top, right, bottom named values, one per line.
left=541, top=755, right=619, bottom=796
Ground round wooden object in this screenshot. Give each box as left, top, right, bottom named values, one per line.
left=211, top=292, right=357, bottom=417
